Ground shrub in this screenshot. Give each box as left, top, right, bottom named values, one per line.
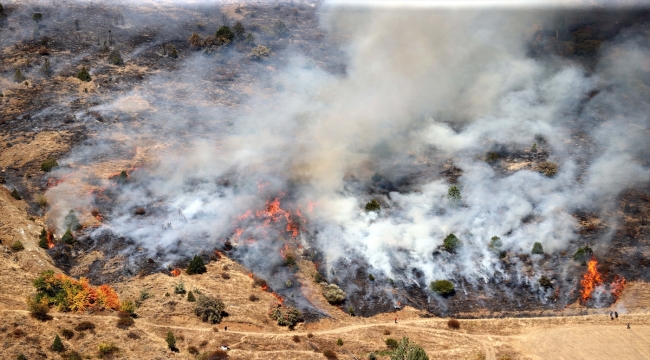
left=188, top=345, right=199, bottom=354
left=139, top=288, right=152, bottom=301
left=486, top=152, right=499, bottom=163
left=174, top=281, right=186, bottom=294
left=17, top=354, right=27, bottom=360
left=60, top=228, right=74, bottom=245
left=120, top=299, right=136, bottom=314
left=169, top=46, right=178, bottom=58
left=98, top=342, right=118, bottom=356
left=64, top=210, right=82, bottom=230
left=41, top=158, right=58, bottom=172
left=530, top=143, right=538, bottom=153
left=573, top=246, right=593, bottom=263
left=11, top=240, right=24, bottom=252
left=268, top=303, right=302, bottom=326
left=74, top=321, right=95, bottom=331
left=32, top=12, right=43, bottom=23
left=77, top=66, right=91, bottom=82
left=62, top=351, right=82, bottom=360
left=489, top=236, right=502, bottom=250
left=284, top=255, right=297, bottom=267
left=186, top=291, right=196, bottom=302
left=385, top=338, right=398, bottom=349
left=323, top=349, right=337, bottom=360
left=383, top=329, right=391, bottom=335
left=272, top=20, right=288, bottom=36
left=127, top=331, right=140, bottom=339
left=539, top=275, right=552, bottom=289
left=531, top=242, right=544, bottom=255
left=447, top=185, right=461, bottom=204
left=285, top=280, right=293, bottom=288
left=215, top=26, right=234, bottom=42
left=10, top=188, right=21, bottom=200
left=194, top=294, right=225, bottom=323
left=244, top=32, right=255, bottom=44
left=368, top=353, right=377, bottom=360
left=187, top=255, right=207, bottom=275
left=537, top=161, right=558, bottom=177
left=248, top=45, right=270, bottom=59
left=165, top=331, right=176, bottom=349
left=188, top=32, right=202, bottom=47
left=249, top=294, right=259, bottom=301
left=322, top=284, right=346, bottom=304
left=447, top=319, right=460, bottom=329
left=347, top=306, right=354, bottom=315
left=61, top=329, right=74, bottom=339
left=205, top=350, right=229, bottom=360
left=392, top=336, right=429, bottom=360
left=292, top=335, right=300, bottom=342
left=368, top=274, right=375, bottom=281
left=233, top=21, right=246, bottom=41
left=365, top=199, right=380, bottom=212
left=108, top=50, right=124, bottom=65
left=336, top=338, right=343, bottom=346
left=14, top=68, right=26, bottom=83
left=117, top=316, right=134, bottom=328
left=430, top=280, right=455, bottom=296
left=28, top=297, right=50, bottom=321
left=307, top=333, right=314, bottom=338
left=36, top=195, right=48, bottom=209
left=52, top=334, right=64, bottom=352
left=443, top=234, right=460, bottom=252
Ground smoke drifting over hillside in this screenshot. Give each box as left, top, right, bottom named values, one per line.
left=41, top=2, right=650, bottom=312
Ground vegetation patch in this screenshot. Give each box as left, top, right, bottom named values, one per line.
left=430, top=280, right=455, bottom=296
left=31, top=270, right=120, bottom=312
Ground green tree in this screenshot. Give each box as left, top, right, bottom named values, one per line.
left=531, top=143, right=538, bottom=153
left=391, top=337, right=429, bottom=360
left=14, top=68, right=26, bottom=83
left=443, top=234, right=460, bottom=252
left=32, top=12, right=43, bottom=24
left=165, top=331, right=176, bottom=349
left=365, top=199, right=380, bottom=212
left=539, top=275, right=552, bottom=289
left=77, top=66, right=91, bottom=82
left=170, top=46, right=178, bottom=58
left=40, top=59, right=53, bottom=77
left=17, top=354, right=27, bottom=360
left=430, top=280, right=454, bottom=296
left=531, top=242, right=544, bottom=255
left=194, top=294, right=225, bottom=323
left=233, top=21, right=246, bottom=41
left=11, top=240, right=24, bottom=252
left=39, top=229, right=49, bottom=249
left=60, top=228, right=73, bottom=244
left=64, top=210, right=81, bottom=230
left=187, top=291, right=196, bottom=302
left=336, top=338, right=343, bottom=346
left=186, top=255, right=207, bottom=275
left=215, top=25, right=234, bottom=42
left=52, top=334, right=64, bottom=352
left=108, top=50, right=124, bottom=65
left=40, top=157, right=58, bottom=171
left=322, top=284, right=346, bottom=304
left=447, top=185, right=461, bottom=204
left=489, top=236, right=502, bottom=250
left=573, top=245, right=593, bottom=264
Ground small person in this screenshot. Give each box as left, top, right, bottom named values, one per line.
left=224, top=326, right=228, bottom=331
left=394, top=317, right=397, bottom=324
left=615, top=311, right=618, bottom=318
left=627, top=323, right=630, bottom=329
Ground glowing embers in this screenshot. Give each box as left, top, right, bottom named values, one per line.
left=170, top=268, right=181, bottom=277
left=230, top=196, right=308, bottom=245
left=579, top=257, right=626, bottom=305
left=46, top=230, right=55, bottom=249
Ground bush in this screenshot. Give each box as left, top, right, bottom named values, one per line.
left=530, top=143, right=538, bottom=153
left=41, top=158, right=58, bottom=172
left=486, top=152, right=499, bottom=163
left=61, top=329, right=74, bottom=339
left=52, top=334, right=64, bottom=352
left=268, top=304, right=302, bottom=326
left=127, top=331, right=140, bottom=340
left=17, top=354, right=27, bottom=360
left=36, top=194, right=48, bottom=209
left=108, top=50, right=124, bottom=65
left=188, top=291, right=196, bottom=302
left=165, top=331, right=176, bottom=349
left=233, top=21, right=246, bottom=41
left=174, top=281, right=186, bottom=294
left=307, top=333, right=314, bottom=338
left=368, top=353, right=377, bottom=360
left=187, top=255, right=207, bottom=275
left=60, top=228, right=74, bottom=245
left=322, top=284, right=346, bottom=304
left=11, top=240, right=24, bottom=252
left=98, top=342, right=118, bottom=356
left=28, top=297, right=51, bottom=321
left=573, top=246, right=593, bottom=263
left=75, top=321, right=95, bottom=331
left=64, top=210, right=82, bottom=231
left=32, top=12, right=43, bottom=23
left=10, top=188, right=21, bottom=200
left=443, top=234, right=460, bottom=252
left=62, top=351, right=82, bottom=360
left=117, top=316, right=134, bottom=328
left=169, top=46, right=178, bottom=58
left=383, top=329, right=391, bottom=335
left=188, top=345, right=200, bottom=354
left=385, top=338, right=398, bottom=349
left=215, top=26, right=234, bottom=42
left=365, top=199, right=380, bottom=212
left=539, top=275, right=552, bottom=289
left=272, top=20, right=288, bottom=36
left=531, top=242, right=544, bottom=255
left=292, top=335, right=300, bottom=343
left=430, top=280, right=455, bottom=296
left=336, top=338, right=343, bottom=346
left=188, top=32, right=202, bottom=47
left=120, top=299, right=136, bottom=314
left=77, top=66, right=91, bottom=82
left=284, top=255, right=297, bottom=267
left=249, top=294, right=259, bottom=301
left=448, top=185, right=461, bottom=204
left=489, top=236, right=502, bottom=249
left=194, top=294, right=225, bottom=323
left=537, top=161, right=558, bottom=177
left=447, top=319, right=460, bottom=329
left=244, top=32, right=255, bottom=44
left=323, top=349, right=337, bottom=360
left=368, top=274, right=375, bottom=281
left=205, top=350, right=229, bottom=360
left=392, top=336, right=429, bottom=360
left=14, top=68, right=26, bottom=83
left=285, top=280, right=293, bottom=288
left=248, top=45, right=270, bottom=59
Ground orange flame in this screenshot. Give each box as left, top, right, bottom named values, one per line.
left=261, top=284, right=269, bottom=292
left=271, top=292, right=284, bottom=304
left=610, top=276, right=626, bottom=302
left=248, top=273, right=254, bottom=279
left=580, top=257, right=603, bottom=304
left=46, top=230, right=55, bottom=249
left=214, top=250, right=223, bottom=260
left=46, top=172, right=75, bottom=189
left=170, top=268, right=181, bottom=277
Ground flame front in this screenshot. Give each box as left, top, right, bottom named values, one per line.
left=610, top=275, right=626, bottom=302
left=46, top=230, right=55, bottom=249
left=170, top=268, right=181, bottom=277
left=580, top=257, right=603, bottom=304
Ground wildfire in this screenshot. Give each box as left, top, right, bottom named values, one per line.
left=46, top=172, right=75, bottom=189
left=610, top=276, right=626, bottom=302
left=261, top=284, right=269, bottom=292
left=91, top=209, right=103, bottom=222
left=170, top=268, right=181, bottom=277
left=271, top=292, right=284, bottom=304
left=46, top=230, right=55, bottom=249
left=580, top=257, right=603, bottom=304
left=248, top=273, right=254, bottom=279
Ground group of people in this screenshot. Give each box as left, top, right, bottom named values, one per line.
left=609, top=311, right=631, bottom=329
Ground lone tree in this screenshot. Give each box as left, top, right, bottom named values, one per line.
left=365, top=199, right=381, bottom=212
left=322, top=283, right=346, bottom=304
left=268, top=303, right=303, bottom=326
left=539, top=275, right=552, bottom=289
left=64, top=209, right=82, bottom=230
left=573, top=245, right=593, bottom=264
left=108, top=50, right=124, bottom=65
left=489, top=236, right=502, bottom=250
left=40, top=157, right=58, bottom=172
left=38, top=229, right=49, bottom=249
left=77, top=66, right=91, bottom=82
left=40, top=59, right=52, bottom=77
left=165, top=331, right=176, bottom=350
left=32, top=12, right=43, bottom=24
left=194, top=294, right=225, bottom=323
left=430, top=280, right=454, bottom=296
left=391, top=336, right=429, bottom=360
left=187, top=291, right=196, bottom=302
left=14, top=68, right=26, bottom=83
left=187, top=255, right=207, bottom=275
left=52, top=334, right=64, bottom=352
left=215, top=25, right=234, bottom=44
left=60, top=228, right=73, bottom=245
left=232, top=21, right=245, bottom=41
left=531, top=242, right=544, bottom=255
left=443, top=234, right=460, bottom=252
left=447, top=185, right=461, bottom=204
